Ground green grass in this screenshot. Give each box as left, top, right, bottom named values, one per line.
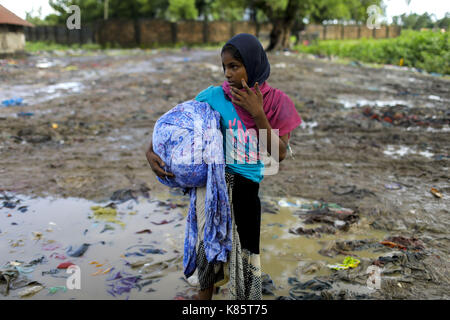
left=294, top=30, right=450, bottom=75
left=25, top=41, right=102, bottom=52
left=26, top=40, right=223, bottom=53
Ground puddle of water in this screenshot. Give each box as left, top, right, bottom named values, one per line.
left=299, top=121, right=318, bottom=134
left=0, top=191, right=188, bottom=300
left=255, top=196, right=387, bottom=299
left=43, top=82, right=83, bottom=94
left=405, top=125, right=450, bottom=133
left=1, top=50, right=219, bottom=109
left=0, top=82, right=84, bottom=107
left=35, top=59, right=66, bottom=69
left=337, top=98, right=410, bottom=109
left=114, top=60, right=158, bottom=74
left=1, top=192, right=388, bottom=300
left=383, top=145, right=434, bottom=159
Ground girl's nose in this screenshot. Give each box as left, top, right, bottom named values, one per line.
left=224, top=68, right=232, bottom=80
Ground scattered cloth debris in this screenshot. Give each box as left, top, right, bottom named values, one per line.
left=57, top=262, right=75, bottom=269
left=47, top=286, right=67, bottom=295
left=66, top=243, right=90, bottom=257
left=380, top=236, right=425, bottom=251
left=430, top=188, right=443, bottom=198
left=327, top=256, right=361, bottom=270
left=362, top=106, right=449, bottom=128
left=18, top=285, right=44, bottom=298
left=135, top=229, right=152, bottom=234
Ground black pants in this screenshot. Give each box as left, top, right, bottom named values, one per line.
left=231, top=173, right=261, bottom=254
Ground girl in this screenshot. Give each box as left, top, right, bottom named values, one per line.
left=146, top=33, right=301, bottom=300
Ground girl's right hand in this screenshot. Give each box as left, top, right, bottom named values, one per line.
left=145, top=142, right=175, bottom=179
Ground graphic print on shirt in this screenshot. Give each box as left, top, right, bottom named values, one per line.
left=225, top=118, right=260, bottom=165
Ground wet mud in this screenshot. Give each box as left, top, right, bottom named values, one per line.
left=0, top=48, right=449, bottom=299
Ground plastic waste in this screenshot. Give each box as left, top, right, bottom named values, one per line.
left=1, top=98, right=23, bottom=107
left=42, top=243, right=62, bottom=251
left=16, top=266, right=35, bottom=274
left=139, top=248, right=165, bottom=254
left=17, top=112, right=34, bottom=117
left=327, top=256, right=360, bottom=270
left=91, top=268, right=111, bottom=276
left=385, top=183, right=401, bottom=190
left=100, top=224, right=115, bottom=233
left=124, top=252, right=145, bottom=257
left=57, top=262, right=75, bottom=269
left=64, top=66, right=78, bottom=71
left=50, top=252, right=67, bottom=260
left=136, top=229, right=152, bottom=234
left=151, top=219, right=174, bottom=225
left=430, top=187, right=442, bottom=198
left=91, top=206, right=125, bottom=227
left=278, top=199, right=301, bottom=208
left=66, top=243, right=90, bottom=257
left=106, top=272, right=140, bottom=296
left=47, top=286, right=67, bottom=294
left=42, top=269, right=60, bottom=276
left=18, top=285, right=44, bottom=298
left=380, top=241, right=407, bottom=250
left=32, top=232, right=43, bottom=240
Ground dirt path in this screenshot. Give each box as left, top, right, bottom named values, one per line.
left=1, top=48, right=449, bottom=299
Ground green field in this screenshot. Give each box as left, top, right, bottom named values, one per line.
left=25, top=41, right=102, bottom=52
left=24, top=41, right=223, bottom=52
left=294, top=30, right=450, bottom=75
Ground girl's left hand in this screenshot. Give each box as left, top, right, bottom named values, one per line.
left=231, top=79, right=264, bottom=119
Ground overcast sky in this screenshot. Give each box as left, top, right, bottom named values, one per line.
left=1, top=0, right=449, bottom=22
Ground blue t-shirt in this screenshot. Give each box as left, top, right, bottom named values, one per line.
left=195, top=86, right=265, bottom=183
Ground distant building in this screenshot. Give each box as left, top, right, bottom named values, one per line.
left=0, top=4, right=34, bottom=55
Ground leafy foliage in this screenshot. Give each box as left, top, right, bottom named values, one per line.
left=392, top=12, right=450, bottom=30
left=296, top=30, right=450, bottom=74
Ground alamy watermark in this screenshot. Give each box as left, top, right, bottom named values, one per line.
left=66, top=265, right=81, bottom=290
left=66, top=5, right=81, bottom=30
left=366, top=5, right=383, bottom=29
left=366, top=265, right=382, bottom=290
left=367, top=0, right=412, bottom=30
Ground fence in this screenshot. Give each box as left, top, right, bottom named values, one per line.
left=24, top=24, right=96, bottom=44
left=24, top=20, right=271, bottom=47
left=303, top=24, right=401, bottom=41
left=23, top=21, right=401, bottom=47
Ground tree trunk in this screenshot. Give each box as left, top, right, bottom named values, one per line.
left=264, top=0, right=299, bottom=52
left=266, top=20, right=292, bottom=52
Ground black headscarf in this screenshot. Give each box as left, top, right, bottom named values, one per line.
left=223, top=33, right=271, bottom=88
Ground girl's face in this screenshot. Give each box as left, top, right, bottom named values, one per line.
left=221, top=51, right=248, bottom=89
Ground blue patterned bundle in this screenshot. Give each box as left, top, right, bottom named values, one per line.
left=152, top=100, right=232, bottom=278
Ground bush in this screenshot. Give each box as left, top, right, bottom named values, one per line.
left=295, top=30, right=450, bottom=74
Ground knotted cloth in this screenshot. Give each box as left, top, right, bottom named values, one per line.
left=152, top=100, right=232, bottom=277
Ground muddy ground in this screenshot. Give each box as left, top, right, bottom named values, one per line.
left=0, top=48, right=449, bottom=300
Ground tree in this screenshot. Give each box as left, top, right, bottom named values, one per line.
left=167, top=0, right=198, bottom=21
left=436, top=13, right=450, bottom=30
left=209, top=0, right=246, bottom=22
left=49, top=0, right=103, bottom=24
left=25, top=7, right=47, bottom=25
left=250, top=0, right=382, bottom=51
left=393, top=12, right=436, bottom=30
left=48, top=0, right=169, bottom=23
left=249, top=0, right=303, bottom=51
